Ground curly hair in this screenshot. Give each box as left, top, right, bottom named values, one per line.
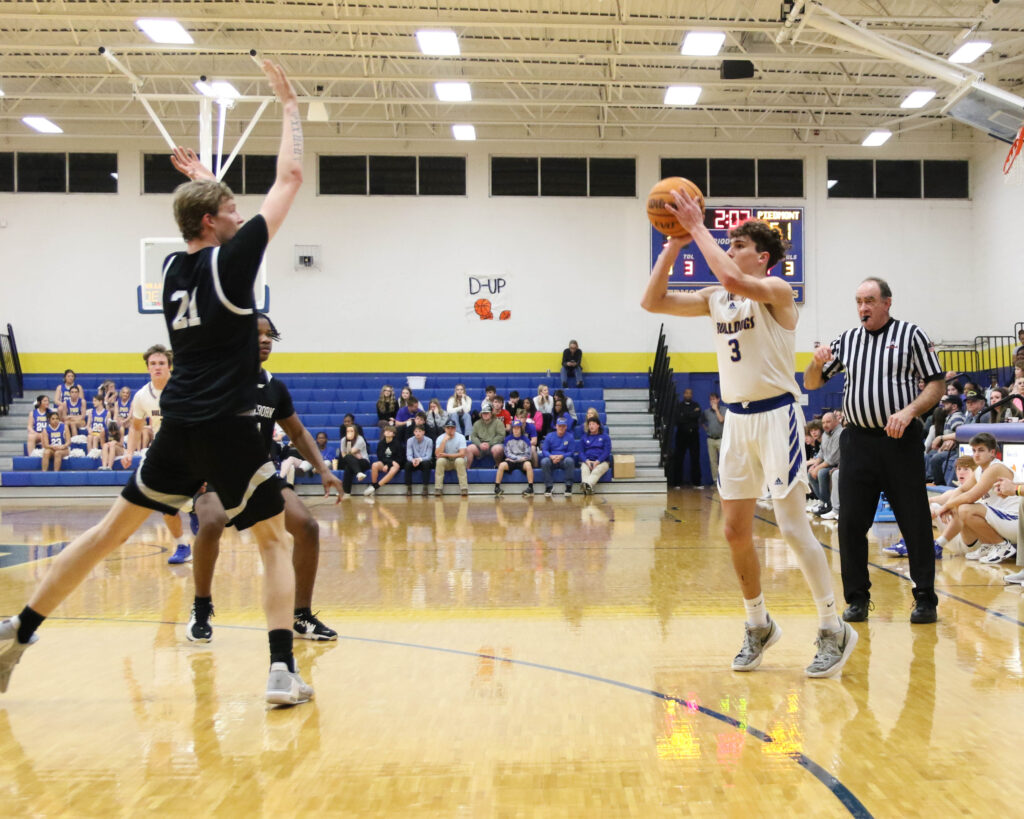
left=730, top=219, right=789, bottom=269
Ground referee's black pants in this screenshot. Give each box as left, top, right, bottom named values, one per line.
left=838, top=422, right=938, bottom=607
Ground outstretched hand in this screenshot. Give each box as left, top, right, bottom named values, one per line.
left=170, top=146, right=215, bottom=181
left=321, top=470, right=344, bottom=504
left=262, top=59, right=298, bottom=108
left=665, top=188, right=704, bottom=236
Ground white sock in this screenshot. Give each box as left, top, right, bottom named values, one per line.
left=773, top=489, right=841, bottom=624
left=936, top=535, right=948, bottom=547
left=814, top=595, right=842, bottom=633
left=743, top=593, right=769, bottom=628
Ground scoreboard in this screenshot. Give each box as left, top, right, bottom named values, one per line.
left=649, top=206, right=805, bottom=303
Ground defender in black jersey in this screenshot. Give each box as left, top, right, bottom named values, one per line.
left=187, top=313, right=343, bottom=643
left=0, top=61, right=314, bottom=707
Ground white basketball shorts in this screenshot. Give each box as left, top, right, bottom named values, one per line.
left=718, top=402, right=808, bottom=501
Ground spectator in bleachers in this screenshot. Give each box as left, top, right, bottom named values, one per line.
left=86, top=393, right=109, bottom=453
left=551, top=395, right=574, bottom=432
left=985, top=387, right=1021, bottom=422
left=401, top=410, right=428, bottom=446
left=97, top=379, right=117, bottom=413
left=946, top=377, right=963, bottom=397
left=804, top=419, right=822, bottom=461
left=54, top=369, right=77, bottom=406
left=926, top=394, right=966, bottom=484
left=114, top=386, right=133, bottom=435
left=398, top=385, right=412, bottom=407
left=578, top=417, right=612, bottom=496
left=1012, top=377, right=1024, bottom=415
left=554, top=389, right=577, bottom=422
left=340, top=413, right=364, bottom=440
left=376, top=384, right=399, bottom=429
left=807, top=412, right=842, bottom=517
left=561, top=339, right=584, bottom=388
left=395, top=394, right=420, bottom=428
left=494, top=420, right=535, bottom=496
left=932, top=433, right=1018, bottom=563
left=365, top=425, right=405, bottom=496
left=514, top=407, right=540, bottom=464
left=434, top=418, right=469, bottom=496
left=60, top=384, right=87, bottom=437
left=1014, top=329, right=1024, bottom=361
left=277, top=431, right=334, bottom=484
left=337, top=423, right=370, bottom=498
left=506, top=390, right=522, bottom=414
left=40, top=410, right=69, bottom=472
left=26, top=395, right=50, bottom=455
left=534, top=384, right=554, bottom=433
left=405, top=424, right=434, bottom=496
left=99, top=421, right=123, bottom=471
left=702, top=393, right=726, bottom=487
left=447, top=383, right=473, bottom=437
left=520, top=396, right=543, bottom=433
left=540, top=416, right=577, bottom=496
left=425, top=399, right=448, bottom=440
left=467, top=403, right=506, bottom=468
left=491, top=394, right=512, bottom=429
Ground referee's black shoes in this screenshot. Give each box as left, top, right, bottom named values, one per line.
left=910, top=600, right=938, bottom=624
left=842, top=600, right=873, bottom=622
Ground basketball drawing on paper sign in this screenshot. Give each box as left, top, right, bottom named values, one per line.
left=466, top=275, right=511, bottom=321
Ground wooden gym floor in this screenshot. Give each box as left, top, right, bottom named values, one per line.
left=1, top=490, right=1022, bottom=817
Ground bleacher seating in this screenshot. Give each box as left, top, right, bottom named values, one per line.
left=5, top=373, right=645, bottom=488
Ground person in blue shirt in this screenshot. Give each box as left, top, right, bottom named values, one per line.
left=540, top=416, right=577, bottom=496
left=405, top=424, right=435, bottom=496
left=41, top=411, right=69, bottom=472
left=26, top=395, right=50, bottom=455
left=87, top=394, right=109, bottom=453
left=578, top=417, right=612, bottom=495
left=434, top=418, right=469, bottom=496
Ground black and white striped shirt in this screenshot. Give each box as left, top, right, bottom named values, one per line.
left=821, top=318, right=942, bottom=429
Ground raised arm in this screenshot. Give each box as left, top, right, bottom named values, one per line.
left=258, top=60, right=303, bottom=240
left=640, top=237, right=714, bottom=317
left=170, top=146, right=216, bottom=182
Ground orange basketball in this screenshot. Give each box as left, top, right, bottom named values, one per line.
left=646, top=177, right=705, bottom=240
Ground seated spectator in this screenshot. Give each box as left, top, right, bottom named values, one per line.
left=553, top=389, right=577, bottom=422
left=61, top=384, right=88, bottom=437
left=376, top=384, right=399, bottom=429
left=495, top=420, right=535, bottom=496
left=366, top=424, right=405, bottom=496
left=425, top=397, right=448, bottom=440
left=446, top=383, right=473, bottom=437
left=804, top=419, right=822, bottom=461
left=551, top=395, right=574, bottom=432
left=337, top=424, right=370, bottom=498
left=395, top=394, right=420, bottom=428
left=506, top=390, right=522, bottom=414
left=514, top=408, right=540, bottom=464
left=402, top=410, right=429, bottom=446
left=467, top=402, right=506, bottom=468
left=397, top=385, right=412, bottom=408
left=561, top=339, right=584, bottom=388
left=520, top=397, right=543, bottom=434
left=932, top=433, right=1018, bottom=563
left=434, top=418, right=469, bottom=496
left=405, top=424, right=434, bottom=496
left=986, top=387, right=1022, bottom=423
left=926, top=394, right=966, bottom=484
left=340, top=413, right=364, bottom=440
left=583, top=406, right=600, bottom=427
left=86, top=393, right=109, bottom=453
left=279, top=431, right=335, bottom=484
left=491, top=394, right=512, bottom=429
left=540, top=416, right=577, bottom=496
left=578, top=417, right=612, bottom=495
left=807, top=412, right=842, bottom=517
left=1015, top=329, right=1024, bottom=362
left=534, top=383, right=554, bottom=434
left=97, top=379, right=117, bottom=413
left=54, top=369, right=77, bottom=406
left=26, top=395, right=50, bottom=455
left=41, top=410, right=69, bottom=472
left=99, top=421, right=123, bottom=470
left=114, top=386, right=133, bottom=435
left=1012, top=377, right=1024, bottom=415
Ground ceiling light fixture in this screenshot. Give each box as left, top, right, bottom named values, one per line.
left=435, top=81, right=472, bottom=102
left=861, top=130, right=892, bottom=147
left=136, top=19, right=193, bottom=45
left=949, top=41, right=991, bottom=64
left=900, top=90, right=936, bottom=109
left=195, top=80, right=240, bottom=100
left=680, top=32, right=726, bottom=57
left=416, top=30, right=460, bottom=56
left=452, top=124, right=476, bottom=141
left=22, top=116, right=63, bottom=134
left=664, top=85, right=702, bottom=106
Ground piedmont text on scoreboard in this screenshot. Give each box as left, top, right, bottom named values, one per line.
left=649, top=206, right=805, bottom=303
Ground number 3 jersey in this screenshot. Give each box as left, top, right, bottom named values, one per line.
left=159, top=215, right=269, bottom=424
left=707, top=287, right=801, bottom=405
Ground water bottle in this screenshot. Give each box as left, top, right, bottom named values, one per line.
left=546, top=368, right=550, bottom=379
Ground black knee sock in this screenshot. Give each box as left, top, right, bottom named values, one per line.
left=194, top=595, right=212, bottom=610
left=269, top=629, right=294, bottom=672
left=17, top=606, right=45, bottom=643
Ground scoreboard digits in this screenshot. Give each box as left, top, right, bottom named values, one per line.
left=650, top=206, right=805, bottom=303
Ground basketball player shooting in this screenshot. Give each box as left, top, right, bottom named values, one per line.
left=640, top=186, right=857, bottom=678
left=0, top=60, right=316, bottom=706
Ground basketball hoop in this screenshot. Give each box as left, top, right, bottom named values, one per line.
left=1004, top=125, right=1024, bottom=187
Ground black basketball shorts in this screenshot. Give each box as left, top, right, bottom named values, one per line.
left=121, top=416, right=285, bottom=530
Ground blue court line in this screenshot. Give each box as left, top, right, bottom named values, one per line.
left=46, top=614, right=872, bottom=818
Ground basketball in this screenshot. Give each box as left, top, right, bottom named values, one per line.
left=646, top=177, right=705, bottom=239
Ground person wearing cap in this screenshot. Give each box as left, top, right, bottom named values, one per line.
left=495, top=420, right=535, bottom=496
left=540, top=416, right=577, bottom=496
left=435, top=418, right=469, bottom=496
left=405, top=423, right=434, bottom=496
left=925, top=394, right=966, bottom=484
left=467, top=402, right=506, bottom=468
left=804, top=276, right=945, bottom=625
left=578, top=417, right=612, bottom=495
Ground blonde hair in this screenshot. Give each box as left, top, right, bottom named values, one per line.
left=173, top=180, right=234, bottom=241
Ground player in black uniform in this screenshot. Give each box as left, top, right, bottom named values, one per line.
left=0, top=61, right=313, bottom=706
left=186, top=313, right=343, bottom=643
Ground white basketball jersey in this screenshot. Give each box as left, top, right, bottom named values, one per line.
left=707, top=288, right=801, bottom=405
left=975, top=465, right=1019, bottom=514
left=131, top=382, right=164, bottom=433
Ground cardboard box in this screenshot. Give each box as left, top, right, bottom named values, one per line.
left=613, top=454, right=636, bottom=479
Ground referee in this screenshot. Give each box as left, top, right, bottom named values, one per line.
left=804, top=277, right=945, bottom=624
